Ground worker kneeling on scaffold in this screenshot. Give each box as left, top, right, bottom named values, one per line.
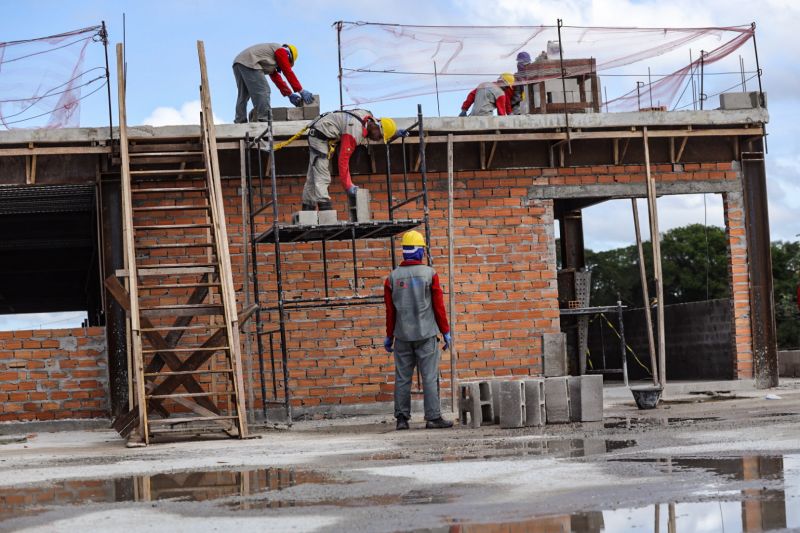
left=459, top=73, right=515, bottom=117
left=384, top=230, right=453, bottom=431
left=302, top=111, right=403, bottom=212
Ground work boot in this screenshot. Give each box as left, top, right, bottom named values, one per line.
left=317, top=199, right=333, bottom=211
left=396, top=415, right=409, bottom=431
left=425, top=417, right=453, bottom=429
left=301, top=202, right=315, bottom=211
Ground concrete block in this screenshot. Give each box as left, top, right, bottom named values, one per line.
left=303, top=105, right=321, bottom=120
left=719, top=91, right=766, bottom=110
left=524, top=379, right=546, bottom=427
left=779, top=350, right=800, bottom=377
left=270, top=108, right=288, bottom=122
left=286, top=107, right=304, bottom=121
left=478, top=381, right=495, bottom=424
left=489, top=380, right=501, bottom=424
left=499, top=380, right=526, bottom=429
left=317, top=210, right=338, bottom=225
left=544, top=376, right=570, bottom=424
left=458, top=382, right=482, bottom=428
left=355, top=188, right=371, bottom=222
left=543, top=332, right=567, bottom=377
left=291, top=210, right=318, bottom=225
left=568, top=375, right=604, bottom=422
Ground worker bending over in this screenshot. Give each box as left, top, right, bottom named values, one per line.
left=384, top=230, right=453, bottom=431
left=232, top=42, right=313, bottom=123
left=302, top=110, right=400, bottom=212
left=459, top=73, right=515, bottom=117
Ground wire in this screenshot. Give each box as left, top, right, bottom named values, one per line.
left=0, top=68, right=106, bottom=103
left=0, top=25, right=101, bottom=47
left=0, top=74, right=106, bottom=121
left=673, top=72, right=759, bottom=111
left=0, top=80, right=107, bottom=127
left=0, top=35, right=96, bottom=65
left=599, top=312, right=654, bottom=376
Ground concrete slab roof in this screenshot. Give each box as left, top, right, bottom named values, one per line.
left=0, top=108, right=768, bottom=146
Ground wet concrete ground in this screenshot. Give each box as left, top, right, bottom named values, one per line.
left=3, top=382, right=800, bottom=532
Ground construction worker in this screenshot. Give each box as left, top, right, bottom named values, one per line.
left=301, top=110, right=402, bottom=212
left=511, top=51, right=532, bottom=114
left=232, top=42, right=313, bottom=123
left=459, top=73, right=515, bottom=117
left=384, top=230, right=453, bottom=431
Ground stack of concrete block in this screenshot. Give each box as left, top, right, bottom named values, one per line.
left=568, top=375, right=603, bottom=422
left=270, top=94, right=321, bottom=122
left=458, top=381, right=494, bottom=428
left=524, top=378, right=546, bottom=426
left=544, top=376, right=571, bottom=423
left=499, top=381, right=526, bottom=429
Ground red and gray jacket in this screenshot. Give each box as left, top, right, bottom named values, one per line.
left=233, top=43, right=302, bottom=97
left=309, top=109, right=375, bottom=192
left=384, top=260, right=450, bottom=342
left=461, top=82, right=513, bottom=116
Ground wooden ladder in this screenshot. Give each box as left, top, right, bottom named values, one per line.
left=111, top=42, right=249, bottom=444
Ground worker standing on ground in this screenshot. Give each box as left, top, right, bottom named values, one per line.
left=384, top=230, right=453, bottom=431
left=511, top=52, right=531, bottom=114
left=459, top=73, right=514, bottom=117
left=232, top=42, right=313, bottom=123
left=301, top=110, right=400, bottom=212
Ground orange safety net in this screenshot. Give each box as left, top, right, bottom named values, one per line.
left=337, top=22, right=756, bottom=112
left=0, top=25, right=106, bottom=129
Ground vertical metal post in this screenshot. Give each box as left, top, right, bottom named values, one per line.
left=636, top=81, right=644, bottom=111
left=740, top=55, right=746, bottom=90
left=245, top=134, right=269, bottom=421
left=556, top=19, right=571, bottom=153
left=385, top=143, right=397, bottom=269
left=418, top=105, right=432, bottom=266
left=751, top=23, right=763, bottom=103
left=433, top=62, right=441, bottom=117
left=699, top=50, right=705, bottom=110
left=446, top=134, right=456, bottom=413
left=401, top=137, right=409, bottom=197
left=647, top=67, right=653, bottom=108
left=617, top=296, right=629, bottom=387
left=337, top=21, right=344, bottom=111
left=689, top=49, right=697, bottom=111
left=643, top=127, right=666, bottom=390
left=100, top=22, right=113, bottom=142
left=631, top=198, right=659, bottom=386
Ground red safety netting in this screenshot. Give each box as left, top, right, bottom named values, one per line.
left=337, top=22, right=756, bottom=112
left=0, top=25, right=106, bottom=130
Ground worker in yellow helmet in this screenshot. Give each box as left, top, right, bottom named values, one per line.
left=232, top=42, right=313, bottom=123
left=384, top=230, right=453, bottom=430
left=301, top=111, right=406, bottom=212
left=459, top=73, right=515, bottom=116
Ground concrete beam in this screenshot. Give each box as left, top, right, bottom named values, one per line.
left=529, top=179, right=742, bottom=200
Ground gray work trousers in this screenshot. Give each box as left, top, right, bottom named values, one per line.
left=302, top=135, right=332, bottom=204
left=233, top=63, right=270, bottom=124
left=393, top=336, right=441, bottom=421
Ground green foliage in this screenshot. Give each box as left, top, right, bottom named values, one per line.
left=771, top=241, right=800, bottom=349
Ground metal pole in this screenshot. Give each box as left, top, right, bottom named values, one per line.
left=631, top=198, right=659, bottom=385
left=446, top=134, right=456, bottom=413
left=100, top=22, right=113, bottom=142
left=434, top=62, right=441, bottom=118
left=385, top=144, right=397, bottom=269
left=740, top=55, right=746, bottom=90
left=556, top=19, right=571, bottom=154
left=617, top=296, right=628, bottom=387
left=689, top=49, right=697, bottom=111
left=699, top=50, right=705, bottom=110
left=245, top=134, right=269, bottom=421
left=751, top=23, right=763, bottom=103
left=418, top=104, right=432, bottom=267
left=643, top=127, right=666, bottom=390
left=647, top=67, right=653, bottom=108
left=337, top=21, right=344, bottom=110
left=636, top=81, right=643, bottom=111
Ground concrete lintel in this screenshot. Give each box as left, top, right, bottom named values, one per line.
left=529, top=179, right=742, bottom=200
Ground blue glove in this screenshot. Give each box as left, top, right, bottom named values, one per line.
left=384, top=336, right=394, bottom=353
left=299, top=89, right=314, bottom=104
left=346, top=184, right=359, bottom=197
left=288, top=93, right=302, bottom=107
left=459, top=110, right=467, bottom=117
left=396, top=129, right=409, bottom=138
left=443, top=332, right=452, bottom=350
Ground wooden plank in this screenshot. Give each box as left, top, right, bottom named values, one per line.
left=132, top=187, right=208, bottom=194
left=130, top=168, right=206, bottom=175
left=136, top=266, right=216, bottom=276
left=134, top=223, right=212, bottom=230
left=140, top=307, right=223, bottom=318
left=675, top=136, right=689, bottom=163
left=0, top=146, right=112, bottom=157
left=132, top=205, right=210, bottom=212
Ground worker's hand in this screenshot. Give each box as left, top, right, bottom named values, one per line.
left=346, top=184, right=359, bottom=197
left=383, top=336, right=394, bottom=353
left=458, top=110, right=467, bottom=117
left=396, top=129, right=409, bottom=138
left=443, top=332, right=452, bottom=350
left=288, top=93, right=302, bottom=107
left=299, top=89, right=314, bottom=104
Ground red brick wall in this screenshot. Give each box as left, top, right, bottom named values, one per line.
left=0, top=327, right=109, bottom=422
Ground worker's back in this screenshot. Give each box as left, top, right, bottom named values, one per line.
left=469, top=82, right=503, bottom=116
left=389, top=264, right=438, bottom=341
left=312, top=109, right=372, bottom=141
left=233, top=43, right=282, bottom=73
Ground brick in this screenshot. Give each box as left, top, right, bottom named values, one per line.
left=544, top=377, right=570, bottom=423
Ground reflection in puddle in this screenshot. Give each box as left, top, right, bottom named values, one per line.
left=604, top=416, right=720, bottom=429
left=487, top=438, right=636, bottom=459
left=234, top=490, right=453, bottom=510
left=0, top=467, right=333, bottom=519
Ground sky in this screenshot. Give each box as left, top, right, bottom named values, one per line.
left=1, top=0, right=798, bottom=326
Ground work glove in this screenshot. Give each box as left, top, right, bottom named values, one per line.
left=299, top=89, right=314, bottom=104
left=346, top=184, right=359, bottom=197
left=396, top=129, right=409, bottom=138
left=384, top=336, right=394, bottom=353
left=288, top=93, right=302, bottom=107
left=458, top=110, right=467, bottom=117
left=443, top=332, right=452, bottom=351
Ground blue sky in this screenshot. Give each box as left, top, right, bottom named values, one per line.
left=2, top=0, right=798, bottom=328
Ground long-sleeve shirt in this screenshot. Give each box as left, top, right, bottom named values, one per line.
left=461, top=82, right=510, bottom=116
left=269, top=47, right=303, bottom=97
left=311, top=109, right=373, bottom=191
left=233, top=43, right=302, bottom=97
left=384, top=259, right=450, bottom=339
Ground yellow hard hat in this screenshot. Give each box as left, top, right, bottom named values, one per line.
left=380, top=117, right=397, bottom=143
left=500, top=72, right=515, bottom=86
left=285, top=44, right=298, bottom=64
left=401, top=230, right=426, bottom=248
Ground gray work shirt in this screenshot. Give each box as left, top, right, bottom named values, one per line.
left=389, top=264, right=439, bottom=341
left=233, top=43, right=282, bottom=74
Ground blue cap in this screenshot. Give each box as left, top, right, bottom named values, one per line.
left=516, top=51, right=531, bottom=63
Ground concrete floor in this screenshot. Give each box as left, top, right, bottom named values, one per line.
left=3, top=380, right=800, bottom=532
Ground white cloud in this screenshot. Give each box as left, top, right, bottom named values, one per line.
left=142, top=100, right=223, bottom=127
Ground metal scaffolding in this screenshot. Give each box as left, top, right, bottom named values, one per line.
left=244, top=105, right=432, bottom=424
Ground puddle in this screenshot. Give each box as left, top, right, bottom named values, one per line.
left=614, top=455, right=787, bottom=481
left=604, top=416, right=719, bottom=429
left=231, top=489, right=453, bottom=510
left=487, top=438, right=636, bottom=458
left=0, top=466, right=334, bottom=520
